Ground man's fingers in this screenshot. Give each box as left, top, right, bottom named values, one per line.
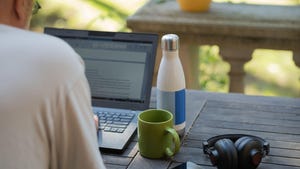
left=93, top=115, right=98, bottom=130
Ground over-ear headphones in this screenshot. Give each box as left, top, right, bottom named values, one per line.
left=202, top=134, right=270, bottom=169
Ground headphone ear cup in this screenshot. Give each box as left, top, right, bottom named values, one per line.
left=235, top=137, right=263, bottom=169
left=214, top=139, right=238, bottom=169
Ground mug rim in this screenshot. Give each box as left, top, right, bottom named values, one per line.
left=138, top=109, right=173, bottom=125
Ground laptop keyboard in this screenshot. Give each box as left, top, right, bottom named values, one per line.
left=95, top=111, right=135, bottom=133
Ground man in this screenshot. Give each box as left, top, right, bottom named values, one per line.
left=0, top=0, right=106, bottom=168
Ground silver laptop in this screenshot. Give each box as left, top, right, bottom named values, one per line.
left=44, top=28, right=158, bottom=153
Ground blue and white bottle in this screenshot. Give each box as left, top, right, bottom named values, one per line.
left=157, top=34, right=186, bottom=137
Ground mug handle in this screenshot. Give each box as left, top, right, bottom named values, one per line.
left=164, top=127, right=180, bottom=157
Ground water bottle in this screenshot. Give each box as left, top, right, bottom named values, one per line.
left=157, top=34, right=186, bottom=137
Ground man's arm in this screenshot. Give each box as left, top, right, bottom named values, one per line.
left=52, top=74, right=106, bottom=169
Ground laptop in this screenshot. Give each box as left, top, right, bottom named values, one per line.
left=44, top=27, right=158, bottom=153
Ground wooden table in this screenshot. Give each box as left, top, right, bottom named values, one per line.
left=101, top=89, right=300, bottom=169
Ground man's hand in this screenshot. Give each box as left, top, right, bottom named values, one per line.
left=93, top=115, right=99, bottom=131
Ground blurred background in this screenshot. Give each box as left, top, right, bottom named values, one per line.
left=30, top=0, right=300, bottom=98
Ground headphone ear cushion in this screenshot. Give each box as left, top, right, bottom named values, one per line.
left=235, top=137, right=263, bottom=169
left=214, top=139, right=238, bottom=169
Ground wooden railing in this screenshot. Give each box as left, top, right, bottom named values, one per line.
left=126, top=0, right=300, bottom=93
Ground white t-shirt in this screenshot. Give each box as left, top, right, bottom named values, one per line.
left=0, top=24, right=106, bottom=169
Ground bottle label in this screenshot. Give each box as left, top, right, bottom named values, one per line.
left=157, top=89, right=186, bottom=125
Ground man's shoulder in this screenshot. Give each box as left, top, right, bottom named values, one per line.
left=1, top=25, right=76, bottom=59
left=26, top=29, right=75, bottom=55
left=35, top=33, right=84, bottom=81
left=16, top=28, right=85, bottom=87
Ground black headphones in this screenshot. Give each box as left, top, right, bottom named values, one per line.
left=202, top=134, right=270, bottom=169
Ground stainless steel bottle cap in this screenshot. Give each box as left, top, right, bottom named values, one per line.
left=161, top=34, right=179, bottom=51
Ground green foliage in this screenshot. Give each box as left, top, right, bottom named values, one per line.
left=30, top=0, right=139, bottom=32
left=84, top=0, right=130, bottom=31
left=245, top=49, right=300, bottom=97
left=198, top=46, right=230, bottom=93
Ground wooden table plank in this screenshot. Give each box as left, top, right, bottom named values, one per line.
left=101, top=155, right=132, bottom=166
left=204, top=100, right=300, bottom=114
left=127, top=154, right=170, bottom=169
left=105, top=164, right=128, bottom=169
left=202, top=106, right=300, bottom=120
left=189, top=126, right=300, bottom=143
left=196, top=119, right=300, bottom=135
left=199, top=112, right=300, bottom=128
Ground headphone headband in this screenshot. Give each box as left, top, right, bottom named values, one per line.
left=203, top=134, right=270, bottom=155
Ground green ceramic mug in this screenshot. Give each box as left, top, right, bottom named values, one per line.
left=138, top=109, right=180, bottom=158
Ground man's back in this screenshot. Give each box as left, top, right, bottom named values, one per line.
left=0, top=24, right=105, bottom=169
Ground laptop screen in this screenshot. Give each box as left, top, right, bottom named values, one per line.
left=64, top=38, right=151, bottom=103
left=44, top=28, right=158, bottom=110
